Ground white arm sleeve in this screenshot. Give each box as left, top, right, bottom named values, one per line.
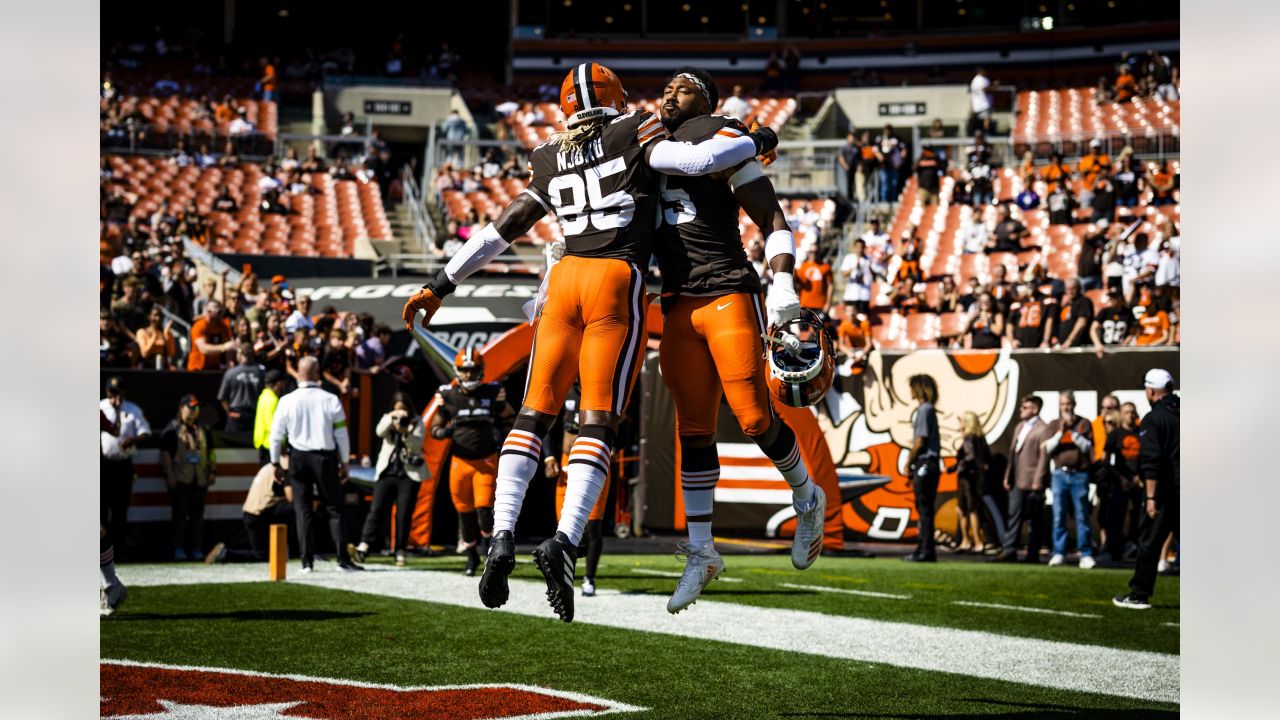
left=648, top=135, right=758, bottom=176
left=764, top=230, right=795, bottom=264
left=443, top=223, right=512, bottom=284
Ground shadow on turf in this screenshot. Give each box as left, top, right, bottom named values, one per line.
left=117, top=609, right=373, bottom=623
left=778, top=698, right=1177, bottom=718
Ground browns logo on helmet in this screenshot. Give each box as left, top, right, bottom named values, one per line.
left=559, top=62, right=627, bottom=129
left=764, top=309, right=836, bottom=408
left=454, top=347, right=485, bottom=390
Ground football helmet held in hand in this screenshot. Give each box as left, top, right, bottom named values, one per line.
left=763, top=309, right=835, bottom=408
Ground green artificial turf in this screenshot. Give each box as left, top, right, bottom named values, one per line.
left=103, top=554, right=1180, bottom=719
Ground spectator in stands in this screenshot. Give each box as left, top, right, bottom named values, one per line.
left=219, top=139, right=240, bottom=167
left=212, top=186, right=238, bottom=213
left=876, top=124, right=902, bottom=203
left=356, top=324, right=392, bottom=372
left=1078, top=139, right=1112, bottom=208
left=966, top=130, right=994, bottom=207
left=1114, top=64, right=1139, bottom=103
left=301, top=144, right=326, bottom=173
left=957, top=277, right=981, bottom=311
left=259, top=57, right=277, bottom=102
left=1006, top=284, right=1047, bottom=349
left=1042, top=391, right=1097, bottom=569
left=1090, top=177, right=1116, bottom=223
left=1132, top=301, right=1172, bottom=347
left=1155, top=238, right=1180, bottom=293
left=721, top=84, right=750, bottom=122
left=111, top=277, right=150, bottom=333
left=254, top=313, right=289, bottom=372
left=892, top=236, right=923, bottom=286
left=955, top=411, right=992, bottom=553
left=1113, top=156, right=1143, bottom=208
left=1078, top=221, right=1108, bottom=291
left=339, top=111, right=357, bottom=137
left=1044, top=279, right=1094, bottom=349
left=795, top=247, right=834, bottom=314
left=1046, top=181, right=1075, bottom=225
left=135, top=306, right=177, bottom=369
left=837, top=239, right=873, bottom=316
left=160, top=394, right=216, bottom=561
left=1149, top=160, right=1176, bottom=206
left=229, top=107, right=256, bottom=136
left=836, top=307, right=872, bottom=373
left=219, top=346, right=265, bottom=433
left=968, top=67, right=994, bottom=136
left=1094, top=75, right=1115, bottom=105
left=1041, top=153, right=1072, bottom=196
left=961, top=293, right=1004, bottom=349
left=860, top=217, right=890, bottom=278
left=1148, top=50, right=1178, bottom=101
left=188, top=299, right=235, bottom=371
left=856, top=130, right=880, bottom=204
left=985, top=205, right=1029, bottom=254
left=746, top=239, right=769, bottom=289
left=915, top=146, right=943, bottom=207
left=321, top=328, right=352, bottom=397
left=215, top=95, right=235, bottom=124
left=937, top=275, right=961, bottom=314
left=285, top=294, right=315, bottom=334
left=1091, top=288, right=1134, bottom=357
left=100, top=309, right=138, bottom=368
left=169, top=140, right=192, bottom=168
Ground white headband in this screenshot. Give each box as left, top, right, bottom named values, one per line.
left=675, top=72, right=710, bottom=103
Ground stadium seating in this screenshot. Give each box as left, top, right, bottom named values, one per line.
left=1013, top=88, right=1179, bottom=150
left=105, top=155, right=391, bottom=257
left=108, top=96, right=278, bottom=139
left=505, top=97, right=796, bottom=149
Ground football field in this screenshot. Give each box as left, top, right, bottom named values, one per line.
left=101, top=552, right=1179, bottom=718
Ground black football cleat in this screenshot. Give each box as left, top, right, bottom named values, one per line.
left=464, top=546, right=480, bottom=577
left=478, top=530, right=515, bottom=609
left=532, top=532, right=578, bottom=623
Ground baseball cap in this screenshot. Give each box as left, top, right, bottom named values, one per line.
left=271, top=274, right=288, bottom=287
left=1143, top=368, right=1174, bottom=389
left=179, top=393, right=201, bottom=409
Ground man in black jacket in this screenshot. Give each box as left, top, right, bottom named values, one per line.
left=1114, top=369, right=1180, bottom=609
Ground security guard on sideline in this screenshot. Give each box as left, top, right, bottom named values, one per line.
left=1114, top=369, right=1179, bottom=609
left=269, top=356, right=362, bottom=572
left=253, top=370, right=288, bottom=466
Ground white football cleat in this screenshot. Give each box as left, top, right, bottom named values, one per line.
left=581, top=577, right=596, bottom=597
left=1078, top=555, right=1097, bottom=570
left=666, top=541, right=725, bottom=614
left=100, top=580, right=128, bottom=618
left=791, top=487, right=826, bottom=570
left=1047, top=554, right=1065, bottom=567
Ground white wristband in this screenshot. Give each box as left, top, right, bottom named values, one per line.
left=444, top=223, right=511, bottom=284
left=771, top=271, right=795, bottom=295
left=764, top=229, right=795, bottom=264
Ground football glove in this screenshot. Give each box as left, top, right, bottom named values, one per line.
left=766, top=272, right=802, bottom=327
left=402, top=269, right=456, bottom=330
left=749, top=122, right=778, bottom=167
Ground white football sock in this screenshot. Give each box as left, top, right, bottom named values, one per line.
left=556, top=435, right=611, bottom=546
left=682, top=467, right=719, bottom=546
left=492, top=428, right=542, bottom=534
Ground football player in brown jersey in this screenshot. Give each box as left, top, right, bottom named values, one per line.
left=402, top=62, right=779, bottom=622
left=653, top=67, right=827, bottom=614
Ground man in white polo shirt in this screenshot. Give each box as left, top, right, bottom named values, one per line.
left=268, top=356, right=361, bottom=572
left=100, top=376, right=151, bottom=550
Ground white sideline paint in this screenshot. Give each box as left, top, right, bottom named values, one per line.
left=121, top=564, right=1178, bottom=704
left=630, top=567, right=743, bottom=583
left=780, top=582, right=911, bottom=600
left=952, top=600, right=1103, bottom=619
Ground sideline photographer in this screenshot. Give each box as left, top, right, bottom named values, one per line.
left=351, top=392, right=426, bottom=567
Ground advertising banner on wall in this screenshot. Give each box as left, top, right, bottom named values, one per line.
left=642, top=347, right=1178, bottom=543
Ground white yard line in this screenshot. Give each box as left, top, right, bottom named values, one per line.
left=952, top=600, right=1103, bottom=619
left=1164, top=622, right=1179, bottom=628
left=121, top=564, right=1178, bottom=704
left=779, top=582, right=912, bottom=600
left=629, top=567, right=743, bottom=583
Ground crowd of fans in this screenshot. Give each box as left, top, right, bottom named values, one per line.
left=1098, top=49, right=1179, bottom=104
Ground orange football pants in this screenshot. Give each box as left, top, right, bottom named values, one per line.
left=524, top=255, right=645, bottom=416
left=553, top=453, right=612, bottom=522
left=449, top=455, right=497, bottom=513
left=659, top=292, right=772, bottom=437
